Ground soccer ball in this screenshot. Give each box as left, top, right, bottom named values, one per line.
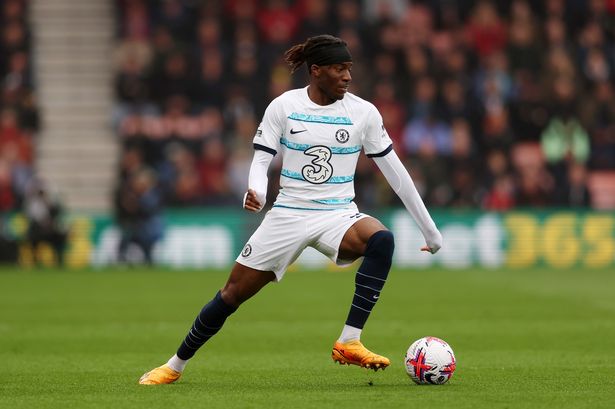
left=404, top=336, right=456, bottom=385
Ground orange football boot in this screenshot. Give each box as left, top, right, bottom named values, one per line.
left=138, top=364, right=181, bottom=385
left=332, top=340, right=390, bottom=371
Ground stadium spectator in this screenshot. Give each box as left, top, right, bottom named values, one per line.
left=541, top=116, right=590, bottom=165
left=115, top=51, right=151, bottom=104
left=541, top=76, right=591, bottom=190
left=193, top=46, right=226, bottom=109
left=1, top=20, right=28, bottom=57
left=465, top=1, right=507, bottom=60
left=149, top=51, right=192, bottom=104
left=580, top=81, right=615, bottom=170
left=117, top=0, right=151, bottom=40
left=163, top=143, right=201, bottom=206
left=363, top=0, right=407, bottom=23
left=553, top=161, right=591, bottom=207
left=371, top=80, right=405, bottom=150
left=198, top=138, right=234, bottom=205
left=22, top=178, right=68, bottom=266
left=226, top=112, right=258, bottom=202
left=296, top=0, right=332, bottom=40
left=481, top=149, right=515, bottom=211
left=448, top=118, right=481, bottom=207
left=506, top=0, right=542, bottom=75
left=0, top=108, right=32, bottom=165
left=482, top=173, right=516, bottom=210
left=402, top=91, right=453, bottom=159
left=257, top=0, right=299, bottom=45
left=153, top=0, right=194, bottom=43
left=0, top=158, right=16, bottom=212
left=114, top=167, right=163, bottom=264
left=512, top=143, right=555, bottom=207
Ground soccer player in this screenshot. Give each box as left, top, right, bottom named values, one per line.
left=139, top=35, right=442, bottom=385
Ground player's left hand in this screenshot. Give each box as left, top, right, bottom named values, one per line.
left=420, top=230, right=442, bottom=254
left=420, top=245, right=439, bottom=254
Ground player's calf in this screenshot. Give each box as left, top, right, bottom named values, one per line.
left=138, top=291, right=237, bottom=385
left=176, top=291, right=238, bottom=360
left=344, top=230, right=394, bottom=330
left=334, top=230, right=393, bottom=371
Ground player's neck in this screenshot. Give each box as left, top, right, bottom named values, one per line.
left=307, top=85, right=336, bottom=106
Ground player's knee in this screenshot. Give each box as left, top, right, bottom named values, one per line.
left=220, top=286, right=243, bottom=308
left=365, top=230, right=395, bottom=261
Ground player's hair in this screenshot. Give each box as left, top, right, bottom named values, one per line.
left=284, top=35, right=347, bottom=74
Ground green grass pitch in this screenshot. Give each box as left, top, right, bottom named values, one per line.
left=1, top=265, right=614, bottom=409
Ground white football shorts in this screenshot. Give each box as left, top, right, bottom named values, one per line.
left=236, top=204, right=370, bottom=281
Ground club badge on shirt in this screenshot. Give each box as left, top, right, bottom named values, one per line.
left=335, top=129, right=350, bottom=143
left=241, top=244, right=252, bottom=257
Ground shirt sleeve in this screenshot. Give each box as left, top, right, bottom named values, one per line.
left=372, top=150, right=442, bottom=252
left=243, top=149, right=273, bottom=211
left=253, top=97, right=284, bottom=156
left=362, top=104, right=393, bottom=158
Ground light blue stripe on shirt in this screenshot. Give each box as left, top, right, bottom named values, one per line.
left=273, top=204, right=350, bottom=211
left=281, top=169, right=354, bottom=184
left=280, top=137, right=310, bottom=151
left=280, top=137, right=361, bottom=154
left=311, top=197, right=354, bottom=205
left=288, top=112, right=353, bottom=125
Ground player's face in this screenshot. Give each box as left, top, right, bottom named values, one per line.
left=315, top=62, right=352, bottom=101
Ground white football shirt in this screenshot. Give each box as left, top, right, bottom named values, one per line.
left=253, top=86, right=393, bottom=210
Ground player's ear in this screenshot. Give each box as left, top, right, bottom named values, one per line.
left=310, top=64, right=321, bottom=77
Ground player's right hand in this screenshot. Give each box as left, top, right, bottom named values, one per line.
left=243, top=188, right=263, bottom=212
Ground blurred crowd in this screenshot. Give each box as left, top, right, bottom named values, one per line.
left=0, top=0, right=67, bottom=265
left=0, top=0, right=39, bottom=214
left=113, top=0, right=615, bottom=212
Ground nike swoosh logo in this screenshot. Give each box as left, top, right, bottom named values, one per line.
left=290, top=129, right=307, bottom=134
left=373, top=295, right=379, bottom=300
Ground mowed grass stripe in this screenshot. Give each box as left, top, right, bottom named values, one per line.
left=0, top=267, right=613, bottom=409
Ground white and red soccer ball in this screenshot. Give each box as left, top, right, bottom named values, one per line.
left=404, top=336, right=456, bottom=385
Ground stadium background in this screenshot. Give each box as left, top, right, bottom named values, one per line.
left=1, top=0, right=615, bottom=268
left=1, top=2, right=615, bottom=408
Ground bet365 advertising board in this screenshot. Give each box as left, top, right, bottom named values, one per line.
left=6, top=209, right=614, bottom=269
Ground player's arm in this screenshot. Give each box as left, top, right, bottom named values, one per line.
left=243, top=98, right=283, bottom=212
left=372, top=149, right=443, bottom=254
left=243, top=148, right=274, bottom=212
left=362, top=105, right=442, bottom=253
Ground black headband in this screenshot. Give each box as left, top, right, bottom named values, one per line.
left=305, top=43, right=353, bottom=67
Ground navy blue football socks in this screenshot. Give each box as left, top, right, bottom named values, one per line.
left=177, top=291, right=237, bottom=360
left=345, top=230, right=395, bottom=329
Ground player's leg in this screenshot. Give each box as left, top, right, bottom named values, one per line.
left=333, top=217, right=394, bottom=370
left=139, top=263, right=275, bottom=385
left=139, top=207, right=305, bottom=384
left=174, top=263, right=276, bottom=358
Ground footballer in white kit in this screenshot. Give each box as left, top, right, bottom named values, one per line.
left=138, top=35, right=442, bottom=385
left=237, top=86, right=395, bottom=280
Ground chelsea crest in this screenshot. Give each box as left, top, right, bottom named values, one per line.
left=335, top=129, right=350, bottom=143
